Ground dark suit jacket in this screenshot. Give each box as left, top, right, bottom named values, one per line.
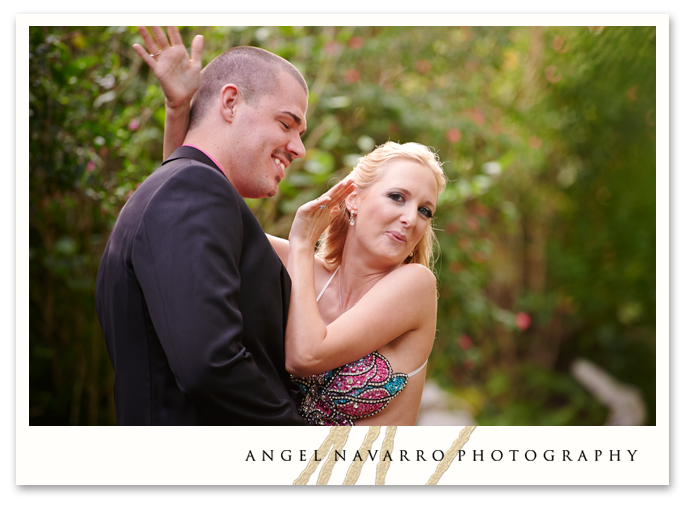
left=95, top=146, right=306, bottom=425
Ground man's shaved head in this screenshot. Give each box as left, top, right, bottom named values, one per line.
left=188, top=46, right=308, bottom=130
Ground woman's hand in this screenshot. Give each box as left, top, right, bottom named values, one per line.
left=288, top=179, right=355, bottom=248
left=133, top=26, right=203, bottom=109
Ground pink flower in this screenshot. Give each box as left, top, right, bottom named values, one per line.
left=458, top=334, right=473, bottom=350
left=86, top=161, right=95, bottom=172
left=446, top=128, right=462, bottom=143
left=470, top=109, right=485, bottom=126
left=466, top=216, right=480, bottom=231
left=128, top=119, right=140, bottom=131
left=324, top=41, right=339, bottom=55
left=515, top=312, right=531, bottom=331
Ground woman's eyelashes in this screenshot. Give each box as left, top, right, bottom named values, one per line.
left=387, top=192, right=434, bottom=219
left=418, top=206, right=434, bottom=219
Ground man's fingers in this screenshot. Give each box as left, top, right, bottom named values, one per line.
left=190, top=35, right=204, bottom=67
left=166, top=26, right=184, bottom=47
left=137, top=26, right=160, bottom=55
left=133, top=44, right=156, bottom=69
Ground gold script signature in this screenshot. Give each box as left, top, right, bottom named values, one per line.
left=293, top=426, right=477, bottom=485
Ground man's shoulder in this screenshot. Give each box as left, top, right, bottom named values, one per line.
left=139, top=157, right=240, bottom=205
left=150, top=156, right=230, bottom=188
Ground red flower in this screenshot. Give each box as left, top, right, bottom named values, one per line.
left=458, top=335, right=473, bottom=350
left=472, top=204, right=489, bottom=218
left=471, top=250, right=488, bottom=263
left=515, top=312, right=531, bottom=331
left=449, top=261, right=462, bottom=273
left=446, top=223, right=460, bottom=234
left=344, top=69, right=360, bottom=83
left=416, top=60, right=432, bottom=74
left=348, top=36, right=363, bottom=49
left=528, top=135, right=542, bottom=149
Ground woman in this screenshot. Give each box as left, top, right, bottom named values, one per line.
left=135, top=27, right=447, bottom=426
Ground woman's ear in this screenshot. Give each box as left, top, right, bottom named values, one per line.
left=219, top=84, right=242, bottom=123
left=345, top=189, right=359, bottom=213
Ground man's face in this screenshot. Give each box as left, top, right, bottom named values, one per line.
left=227, top=72, right=308, bottom=199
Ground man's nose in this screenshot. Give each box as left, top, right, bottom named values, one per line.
left=287, top=132, right=306, bottom=160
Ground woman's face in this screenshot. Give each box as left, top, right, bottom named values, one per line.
left=348, top=159, right=438, bottom=267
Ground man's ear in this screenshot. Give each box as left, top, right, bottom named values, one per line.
left=219, top=84, right=242, bottom=123
left=345, top=189, right=359, bottom=213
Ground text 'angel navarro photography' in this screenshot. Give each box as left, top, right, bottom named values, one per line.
left=245, top=448, right=639, bottom=463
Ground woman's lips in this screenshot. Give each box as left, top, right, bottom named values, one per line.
left=386, top=231, right=407, bottom=244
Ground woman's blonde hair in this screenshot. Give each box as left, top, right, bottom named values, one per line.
left=317, top=141, right=446, bottom=271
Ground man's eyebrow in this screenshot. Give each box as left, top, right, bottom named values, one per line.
left=281, top=111, right=306, bottom=135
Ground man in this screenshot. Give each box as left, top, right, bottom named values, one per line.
left=95, top=31, right=308, bottom=425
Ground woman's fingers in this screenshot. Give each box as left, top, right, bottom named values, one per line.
left=297, top=180, right=355, bottom=217
left=328, top=179, right=356, bottom=203
left=308, top=180, right=355, bottom=213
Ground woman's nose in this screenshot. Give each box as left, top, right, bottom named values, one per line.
left=400, top=206, right=416, bottom=227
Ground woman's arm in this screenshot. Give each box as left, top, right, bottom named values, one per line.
left=284, top=183, right=437, bottom=377
left=265, top=234, right=289, bottom=267
left=133, top=26, right=203, bottom=159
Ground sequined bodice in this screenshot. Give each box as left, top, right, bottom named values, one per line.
left=291, top=351, right=408, bottom=426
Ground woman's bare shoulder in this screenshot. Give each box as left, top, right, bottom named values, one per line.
left=386, top=263, right=437, bottom=296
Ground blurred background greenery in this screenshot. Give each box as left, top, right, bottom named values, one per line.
left=29, top=25, right=656, bottom=426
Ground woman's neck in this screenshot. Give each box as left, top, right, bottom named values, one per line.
left=338, top=241, right=399, bottom=313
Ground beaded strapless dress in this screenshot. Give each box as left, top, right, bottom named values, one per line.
left=291, top=267, right=427, bottom=426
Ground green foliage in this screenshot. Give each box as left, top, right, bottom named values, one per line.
left=29, top=26, right=656, bottom=425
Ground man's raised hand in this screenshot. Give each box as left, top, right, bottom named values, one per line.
left=133, top=26, right=204, bottom=110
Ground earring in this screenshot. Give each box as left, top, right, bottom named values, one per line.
left=409, top=251, right=414, bottom=258
left=349, top=211, right=356, bottom=226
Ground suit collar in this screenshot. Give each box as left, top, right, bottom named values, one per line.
left=163, top=145, right=224, bottom=176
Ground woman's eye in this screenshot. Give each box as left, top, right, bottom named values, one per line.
left=280, top=121, right=289, bottom=129
left=388, top=193, right=404, bottom=202
left=419, top=207, right=434, bottom=219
